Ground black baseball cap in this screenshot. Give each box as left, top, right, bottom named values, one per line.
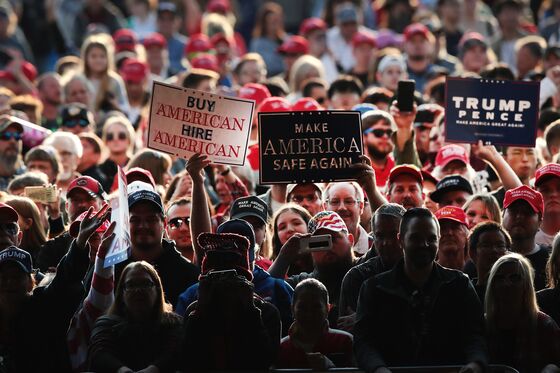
left=127, top=181, right=164, bottom=213
left=429, top=175, right=473, bottom=203
left=230, top=196, right=268, bottom=225
left=0, top=246, right=32, bottom=273
left=60, top=103, right=94, bottom=128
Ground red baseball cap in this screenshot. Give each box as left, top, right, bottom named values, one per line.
left=277, top=36, right=309, bottom=55
left=388, top=164, right=423, bottom=185
left=403, top=23, right=431, bottom=42
left=535, top=163, right=560, bottom=187
left=435, top=144, right=470, bottom=168
left=191, top=53, right=219, bottom=72
left=207, top=0, right=230, bottom=13
left=238, top=83, right=271, bottom=106
left=119, top=59, right=149, bottom=83
left=113, top=29, right=138, bottom=52
left=0, top=61, right=37, bottom=82
left=257, top=97, right=292, bottom=113
left=185, top=33, right=213, bottom=55
left=142, top=32, right=167, bottom=49
left=67, top=176, right=105, bottom=199
left=126, top=167, right=156, bottom=188
left=292, top=97, right=323, bottom=111
left=210, top=32, right=232, bottom=49
left=69, top=210, right=111, bottom=238
left=435, top=206, right=468, bottom=226
left=0, top=202, right=18, bottom=223
left=352, top=31, right=376, bottom=48
left=459, top=31, right=487, bottom=50
left=299, top=17, right=327, bottom=36
left=503, top=185, right=544, bottom=214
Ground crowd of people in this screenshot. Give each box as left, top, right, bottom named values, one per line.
left=1, top=0, right=560, bottom=372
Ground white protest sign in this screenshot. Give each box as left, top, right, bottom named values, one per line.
left=147, top=81, right=255, bottom=165
left=104, top=167, right=131, bottom=267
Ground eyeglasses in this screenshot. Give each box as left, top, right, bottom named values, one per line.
left=364, top=128, right=394, bottom=138
left=124, top=280, right=156, bottom=292
left=168, top=217, right=190, bottom=230
left=326, top=198, right=360, bottom=208
left=0, top=222, right=18, bottom=235
left=64, top=119, right=90, bottom=128
left=0, top=131, right=22, bottom=141
left=106, top=132, right=127, bottom=142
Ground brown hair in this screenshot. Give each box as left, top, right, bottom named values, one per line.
left=126, top=149, right=171, bottom=187
left=5, top=196, right=47, bottom=260
left=270, top=204, right=312, bottom=258
left=252, top=2, right=286, bottom=41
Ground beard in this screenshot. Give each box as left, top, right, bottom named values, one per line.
left=367, top=144, right=392, bottom=160
left=0, top=146, right=20, bottom=173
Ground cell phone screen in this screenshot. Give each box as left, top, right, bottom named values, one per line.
left=397, top=80, right=415, bottom=112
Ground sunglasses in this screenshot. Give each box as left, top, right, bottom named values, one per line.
left=364, top=128, right=394, bottom=138
left=64, top=119, right=90, bottom=128
left=106, top=132, right=127, bottom=142
left=316, top=97, right=326, bottom=105
left=168, top=217, right=191, bottom=230
left=0, top=131, right=22, bottom=141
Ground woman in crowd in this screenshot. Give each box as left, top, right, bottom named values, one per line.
left=80, top=34, right=129, bottom=115
left=99, top=115, right=135, bottom=184
left=4, top=196, right=47, bottom=262
left=249, top=2, right=286, bottom=77
left=88, top=261, right=183, bottom=372
left=287, top=55, right=326, bottom=103
left=127, top=149, right=172, bottom=189
left=538, top=234, right=560, bottom=325
left=271, top=204, right=313, bottom=276
left=276, top=278, right=354, bottom=370
left=163, top=170, right=193, bottom=206
left=485, top=253, right=560, bottom=372
left=463, top=194, right=502, bottom=229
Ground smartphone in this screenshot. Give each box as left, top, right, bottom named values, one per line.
left=415, top=109, right=436, bottom=124
left=205, top=269, right=238, bottom=280
left=24, top=185, right=58, bottom=203
left=300, top=234, right=333, bottom=252
left=397, top=80, right=416, bottom=112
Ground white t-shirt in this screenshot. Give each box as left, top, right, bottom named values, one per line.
left=535, top=229, right=555, bottom=248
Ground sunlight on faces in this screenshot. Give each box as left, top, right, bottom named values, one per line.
left=276, top=210, right=308, bottom=245
left=465, top=200, right=492, bottom=229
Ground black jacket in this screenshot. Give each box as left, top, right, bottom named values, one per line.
left=537, top=287, right=560, bottom=327
left=354, top=260, right=487, bottom=372
left=1, top=241, right=89, bottom=372
left=37, top=231, right=74, bottom=272
left=114, top=239, right=199, bottom=306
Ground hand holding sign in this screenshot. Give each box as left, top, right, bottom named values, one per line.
left=351, top=155, right=377, bottom=191
left=470, top=140, right=499, bottom=162
left=186, top=153, right=211, bottom=184
left=76, top=204, right=111, bottom=251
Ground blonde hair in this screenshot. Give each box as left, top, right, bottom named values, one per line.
left=463, top=193, right=502, bottom=225
left=81, top=34, right=117, bottom=111
left=289, top=55, right=326, bottom=93
left=102, top=115, right=136, bottom=157
left=201, top=12, right=234, bottom=38
left=546, top=233, right=560, bottom=288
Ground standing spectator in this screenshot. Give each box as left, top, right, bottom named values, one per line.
left=99, top=115, right=135, bottom=185
left=119, top=59, right=150, bottom=128
left=73, top=0, right=126, bottom=49
left=59, top=103, right=95, bottom=135
left=328, top=75, right=362, bottom=110
left=491, top=146, right=538, bottom=207
left=127, top=0, right=158, bottom=38
left=165, top=198, right=194, bottom=262
left=535, top=164, right=560, bottom=248
left=24, top=144, right=61, bottom=185
left=0, top=3, right=34, bottom=62
left=458, top=32, right=492, bottom=74
left=232, top=53, right=268, bottom=87
left=299, top=17, right=340, bottom=83
left=89, top=261, right=183, bottom=372
left=463, top=194, right=502, bottom=229
left=249, top=2, right=287, bottom=77
left=485, top=253, right=560, bottom=372
left=4, top=196, right=47, bottom=262
left=61, top=73, right=96, bottom=114
left=430, top=175, right=474, bottom=208
left=502, top=185, right=550, bottom=291
left=78, top=132, right=109, bottom=192
left=538, top=234, right=560, bottom=325
left=348, top=31, right=376, bottom=88
left=277, top=36, right=310, bottom=85
left=156, top=2, right=187, bottom=76
left=375, top=54, right=407, bottom=93
left=515, top=35, right=546, bottom=79
left=435, top=206, right=470, bottom=271
left=43, top=132, right=83, bottom=193
left=386, top=165, right=425, bottom=210
left=403, top=23, right=436, bottom=93
left=492, top=0, right=528, bottom=71
left=143, top=32, right=171, bottom=80
left=327, top=2, right=366, bottom=73
left=276, top=279, right=354, bottom=369
left=286, top=183, right=324, bottom=217
left=0, top=115, right=24, bottom=191
left=37, top=73, right=62, bottom=131
left=354, top=208, right=487, bottom=372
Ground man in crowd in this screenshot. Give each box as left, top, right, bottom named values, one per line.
left=165, top=197, right=194, bottom=263
left=37, top=73, right=62, bottom=131
left=403, top=23, right=436, bottom=92
left=286, top=183, right=324, bottom=217
left=59, top=103, right=94, bottom=135
left=0, top=115, right=25, bottom=191
left=355, top=208, right=487, bottom=372
left=492, top=146, right=538, bottom=206
left=38, top=176, right=106, bottom=272
left=386, top=165, right=424, bottom=210
left=429, top=175, right=474, bottom=208
left=435, top=205, right=470, bottom=271
left=156, top=2, right=187, bottom=75
left=534, top=164, right=560, bottom=248
left=502, top=185, right=549, bottom=290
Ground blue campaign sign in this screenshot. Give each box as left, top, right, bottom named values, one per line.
left=444, top=77, right=540, bottom=147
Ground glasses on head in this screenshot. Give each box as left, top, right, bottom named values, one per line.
left=326, top=198, right=360, bottom=208
left=0, top=222, right=18, bottom=235
left=124, top=280, right=156, bottom=292
left=106, top=132, right=127, bottom=142
left=168, top=217, right=190, bottom=230
left=0, top=131, right=22, bottom=141
left=64, top=119, right=90, bottom=128
left=364, top=128, right=394, bottom=138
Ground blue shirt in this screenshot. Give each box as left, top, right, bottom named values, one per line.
left=167, top=33, right=187, bottom=75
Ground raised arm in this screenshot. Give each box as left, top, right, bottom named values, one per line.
left=390, top=101, right=422, bottom=167
left=186, top=153, right=212, bottom=266
left=352, top=155, right=388, bottom=213
left=471, top=140, right=522, bottom=192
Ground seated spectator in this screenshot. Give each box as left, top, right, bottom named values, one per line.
left=463, top=194, right=502, bottom=229
left=89, top=261, right=182, bottom=372
left=468, top=221, right=511, bottom=301
left=485, top=253, right=560, bottom=372
left=181, top=231, right=281, bottom=371
left=270, top=204, right=313, bottom=275
left=276, top=279, right=354, bottom=369
left=538, top=234, right=560, bottom=325
left=354, top=208, right=487, bottom=372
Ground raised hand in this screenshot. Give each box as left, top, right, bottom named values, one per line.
left=186, top=153, right=211, bottom=184
left=76, top=204, right=111, bottom=250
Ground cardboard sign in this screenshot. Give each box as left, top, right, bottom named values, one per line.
left=104, top=167, right=130, bottom=267
left=445, top=77, right=540, bottom=147
left=259, top=111, right=363, bottom=184
left=147, top=81, right=254, bottom=165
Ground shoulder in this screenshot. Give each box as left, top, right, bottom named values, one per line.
left=326, top=328, right=353, bottom=342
